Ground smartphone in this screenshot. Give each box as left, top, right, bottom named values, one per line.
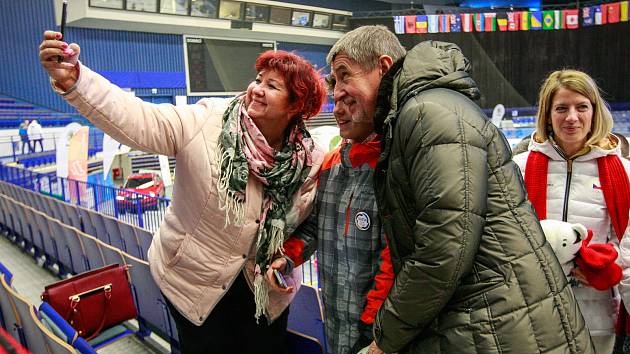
left=58, top=0, right=68, bottom=63
left=273, top=269, right=288, bottom=289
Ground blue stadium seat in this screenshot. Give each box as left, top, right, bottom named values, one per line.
left=1, top=274, right=49, bottom=353
left=287, top=284, right=329, bottom=354
left=122, top=253, right=180, bottom=351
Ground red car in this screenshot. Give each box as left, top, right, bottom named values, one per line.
left=115, top=173, right=165, bottom=212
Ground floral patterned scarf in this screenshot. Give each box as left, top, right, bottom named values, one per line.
left=216, top=95, right=315, bottom=320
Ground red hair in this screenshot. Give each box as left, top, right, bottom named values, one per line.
left=255, top=50, right=327, bottom=121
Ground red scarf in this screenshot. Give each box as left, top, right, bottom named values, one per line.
left=525, top=151, right=630, bottom=333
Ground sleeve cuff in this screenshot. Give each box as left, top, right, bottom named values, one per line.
left=282, top=255, right=295, bottom=275
left=50, top=62, right=81, bottom=96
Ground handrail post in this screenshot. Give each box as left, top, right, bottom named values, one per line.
left=75, top=180, right=81, bottom=206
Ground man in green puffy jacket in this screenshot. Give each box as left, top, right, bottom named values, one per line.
left=326, top=25, right=594, bottom=354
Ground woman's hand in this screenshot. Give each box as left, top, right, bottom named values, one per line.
left=39, top=30, right=81, bottom=91
left=570, top=267, right=592, bottom=287
left=265, top=257, right=294, bottom=294
left=367, top=341, right=385, bottom=354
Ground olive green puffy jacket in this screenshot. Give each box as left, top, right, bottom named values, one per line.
left=373, top=41, right=593, bottom=354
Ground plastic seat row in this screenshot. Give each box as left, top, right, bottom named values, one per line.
left=0, top=194, right=180, bottom=351
left=0, top=181, right=152, bottom=262
left=0, top=264, right=81, bottom=353
left=0, top=181, right=327, bottom=353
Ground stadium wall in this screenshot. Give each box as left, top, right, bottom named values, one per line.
left=1, top=0, right=339, bottom=113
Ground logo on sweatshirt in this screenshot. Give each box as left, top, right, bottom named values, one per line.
left=592, top=184, right=602, bottom=190
left=355, top=212, right=371, bottom=231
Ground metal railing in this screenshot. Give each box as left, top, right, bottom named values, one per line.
left=0, top=164, right=169, bottom=232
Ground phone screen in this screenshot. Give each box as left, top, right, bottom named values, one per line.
left=273, top=269, right=288, bottom=289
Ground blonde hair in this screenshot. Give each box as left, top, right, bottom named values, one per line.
left=535, top=69, right=613, bottom=154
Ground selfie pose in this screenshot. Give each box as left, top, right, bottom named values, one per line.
left=39, top=30, right=327, bottom=354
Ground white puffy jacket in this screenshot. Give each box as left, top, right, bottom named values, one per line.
left=514, top=133, right=630, bottom=336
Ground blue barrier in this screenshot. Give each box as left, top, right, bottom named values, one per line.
left=0, top=164, right=170, bottom=232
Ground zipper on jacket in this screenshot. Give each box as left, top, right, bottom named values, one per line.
left=562, top=159, right=573, bottom=222
left=344, top=198, right=352, bottom=237
left=550, top=143, right=575, bottom=222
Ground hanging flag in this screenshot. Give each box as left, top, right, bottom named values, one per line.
left=405, top=15, right=417, bottom=33
left=462, top=13, right=474, bottom=32
left=475, top=13, right=485, bottom=31
left=428, top=15, right=439, bottom=33
left=582, top=6, right=595, bottom=26
left=439, top=14, right=451, bottom=32
left=606, top=2, right=621, bottom=23
left=520, top=11, right=530, bottom=30
left=484, top=12, right=497, bottom=31
left=393, top=16, right=405, bottom=34
left=542, top=10, right=555, bottom=29
left=450, top=14, right=462, bottom=32
left=530, top=11, right=543, bottom=30
left=554, top=9, right=563, bottom=29
left=621, top=1, right=629, bottom=21
left=595, top=5, right=604, bottom=24
left=416, top=15, right=428, bottom=33
left=564, top=9, right=579, bottom=29
left=507, top=11, right=520, bottom=31
left=497, top=12, right=509, bottom=31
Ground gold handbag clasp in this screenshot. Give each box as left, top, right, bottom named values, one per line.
left=68, top=283, right=113, bottom=303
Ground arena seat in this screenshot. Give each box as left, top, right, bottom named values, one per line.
left=1, top=274, right=49, bottom=353
left=287, top=284, right=328, bottom=354
left=122, top=252, right=180, bottom=351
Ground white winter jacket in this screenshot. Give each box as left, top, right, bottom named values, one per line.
left=27, top=120, right=43, bottom=140
left=514, top=133, right=630, bottom=336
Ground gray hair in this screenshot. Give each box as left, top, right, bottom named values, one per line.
left=326, top=25, right=406, bottom=70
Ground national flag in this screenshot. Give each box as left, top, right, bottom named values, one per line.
left=563, top=9, right=579, bottom=29
left=621, top=1, right=628, bottom=21
left=520, top=11, right=530, bottom=30
left=530, top=11, right=543, bottom=30
left=405, top=15, right=417, bottom=33
left=507, top=12, right=520, bottom=31
left=428, top=15, right=439, bottom=33
left=497, top=12, right=509, bottom=31
left=439, top=14, right=451, bottom=32
left=475, top=13, right=485, bottom=32
left=462, top=13, right=474, bottom=32
left=543, top=10, right=555, bottom=29
left=484, top=12, right=497, bottom=31
left=554, top=10, right=563, bottom=29
left=606, top=2, right=621, bottom=23
left=416, top=15, right=428, bottom=33
left=393, top=16, right=405, bottom=34
left=582, top=6, right=594, bottom=26
left=450, top=14, right=462, bottom=32
left=595, top=5, right=604, bottom=25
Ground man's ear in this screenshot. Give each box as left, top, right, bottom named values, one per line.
left=378, top=55, right=394, bottom=76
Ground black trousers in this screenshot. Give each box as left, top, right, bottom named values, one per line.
left=165, top=273, right=289, bottom=354
left=30, top=139, right=43, bottom=152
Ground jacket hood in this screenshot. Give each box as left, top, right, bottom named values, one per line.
left=375, top=41, right=480, bottom=133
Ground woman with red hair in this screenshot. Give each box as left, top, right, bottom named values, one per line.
left=39, top=31, right=327, bottom=353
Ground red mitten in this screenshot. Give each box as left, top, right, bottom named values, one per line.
left=579, top=243, right=619, bottom=270
left=575, top=230, right=622, bottom=290
left=575, top=257, right=622, bottom=290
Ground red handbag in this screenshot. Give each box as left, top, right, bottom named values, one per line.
left=41, top=264, right=137, bottom=340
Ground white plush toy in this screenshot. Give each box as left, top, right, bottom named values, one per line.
left=539, top=219, right=588, bottom=276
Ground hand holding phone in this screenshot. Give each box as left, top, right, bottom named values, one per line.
left=273, top=269, right=288, bottom=289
